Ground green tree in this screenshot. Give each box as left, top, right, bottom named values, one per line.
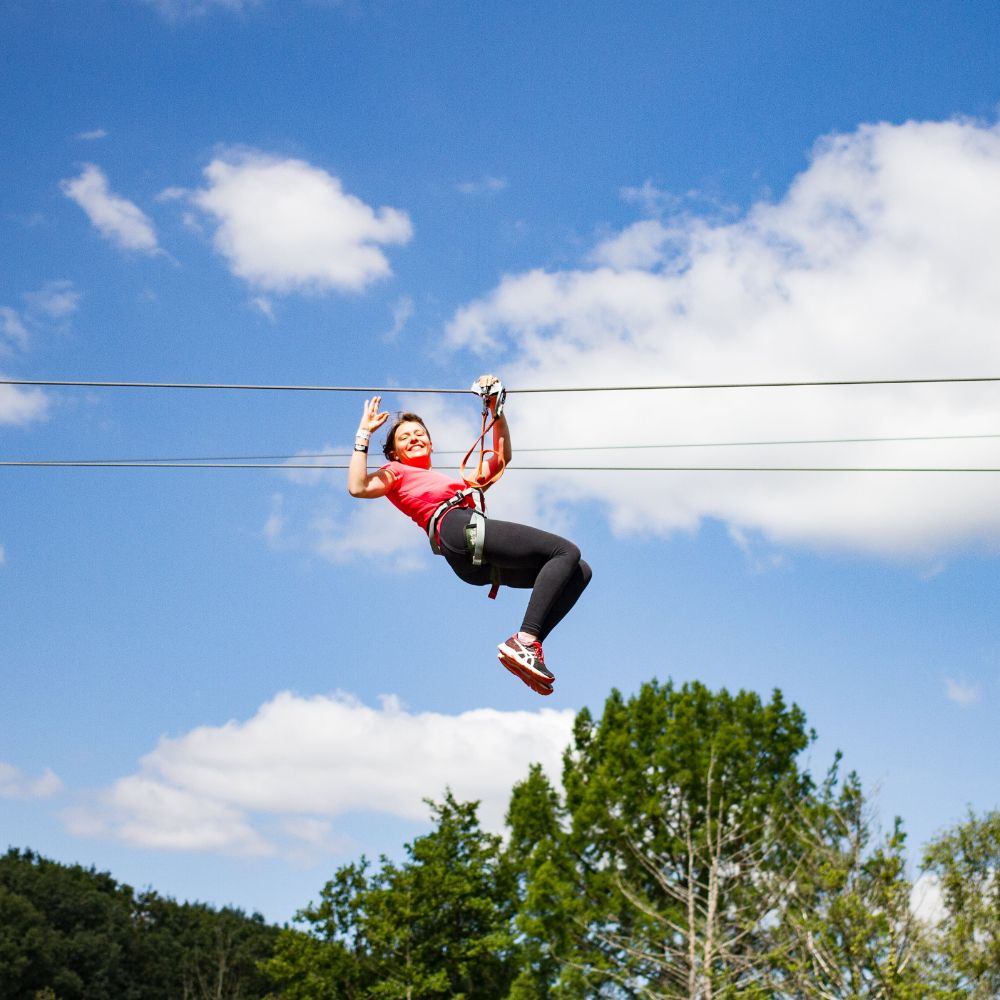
left=264, top=792, right=517, bottom=1000
left=504, top=763, right=567, bottom=1000
left=922, top=809, right=1000, bottom=998
left=135, top=893, right=280, bottom=999
left=507, top=680, right=818, bottom=999
left=0, top=848, right=139, bottom=999
left=777, top=764, right=931, bottom=999
left=0, top=848, right=279, bottom=999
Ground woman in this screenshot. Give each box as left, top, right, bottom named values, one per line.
left=348, top=375, right=591, bottom=695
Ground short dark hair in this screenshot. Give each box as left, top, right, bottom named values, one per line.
left=383, top=412, right=432, bottom=461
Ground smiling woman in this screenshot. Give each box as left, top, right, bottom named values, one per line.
left=348, top=375, right=592, bottom=696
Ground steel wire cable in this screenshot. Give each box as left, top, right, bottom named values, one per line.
left=5, top=461, right=1000, bottom=472
left=3, top=431, right=1000, bottom=467
left=5, top=374, right=1000, bottom=393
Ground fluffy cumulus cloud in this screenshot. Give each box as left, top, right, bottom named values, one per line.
left=0, top=762, right=63, bottom=799
left=190, top=151, right=412, bottom=294
left=442, top=118, right=1000, bottom=558
left=61, top=164, right=159, bottom=253
left=67, top=691, right=573, bottom=856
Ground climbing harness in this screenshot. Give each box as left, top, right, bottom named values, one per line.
left=425, top=379, right=507, bottom=598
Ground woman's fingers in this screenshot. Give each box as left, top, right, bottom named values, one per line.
left=360, top=395, right=387, bottom=431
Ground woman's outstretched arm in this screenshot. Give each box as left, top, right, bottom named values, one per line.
left=477, top=374, right=513, bottom=472
left=347, top=396, right=393, bottom=498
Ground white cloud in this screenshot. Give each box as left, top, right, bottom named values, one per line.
left=0, top=762, right=63, bottom=799
left=66, top=778, right=272, bottom=855
left=620, top=179, right=676, bottom=215
left=67, top=691, right=574, bottom=856
left=280, top=444, right=346, bottom=488
left=945, top=676, right=982, bottom=706
left=251, top=296, right=276, bottom=321
left=61, top=164, right=159, bottom=253
left=263, top=493, right=287, bottom=545
left=0, top=377, right=49, bottom=426
left=25, top=280, right=81, bottom=321
left=190, top=150, right=412, bottom=294
left=0, top=307, right=28, bottom=351
left=383, top=294, right=414, bottom=342
left=457, top=176, right=509, bottom=195
left=310, top=499, right=428, bottom=569
left=76, top=128, right=108, bottom=141
left=0, top=544, right=5, bottom=565
left=2, top=281, right=81, bottom=355
left=139, top=0, right=258, bottom=19
left=589, top=218, right=676, bottom=270
left=445, top=119, right=1000, bottom=558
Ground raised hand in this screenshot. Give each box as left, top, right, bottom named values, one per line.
left=359, top=395, right=390, bottom=434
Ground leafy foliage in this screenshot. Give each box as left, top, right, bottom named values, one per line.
left=506, top=680, right=819, bottom=998
left=923, top=809, right=1000, bottom=998
left=0, top=848, right=279, bottom=1000
left=264, top=792, right=518, bottom=999
left=778, top=764, right=929, bottom=999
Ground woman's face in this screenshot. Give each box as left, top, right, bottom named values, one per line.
left=392, top=420, right=432, bottom=467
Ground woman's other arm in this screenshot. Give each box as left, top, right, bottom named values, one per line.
left=347, top=396, right=393, bottom=498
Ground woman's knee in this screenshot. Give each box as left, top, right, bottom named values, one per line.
left=558, top=539, right=581, bottom=565
left=578, top=558, right=593, bottom=589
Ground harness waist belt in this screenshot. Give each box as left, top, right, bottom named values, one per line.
left=426, top=488, right=501, bottom=599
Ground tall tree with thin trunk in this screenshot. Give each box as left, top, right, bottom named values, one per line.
left=507, top=680, right=818, bottom=999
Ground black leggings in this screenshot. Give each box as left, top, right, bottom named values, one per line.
left=437, top=509, right=592, bottom=642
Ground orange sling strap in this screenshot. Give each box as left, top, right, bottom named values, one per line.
left=459, top=379, right=507, bottom=489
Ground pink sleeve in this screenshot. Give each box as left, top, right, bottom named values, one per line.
left=380, top=462, right=400, bottom=492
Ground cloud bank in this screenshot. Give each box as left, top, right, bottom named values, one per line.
left=191, top=151, right=413, bottom=294
left=439, top=118, right=1000, bottom=558
left=67, top=691, right=573, bottom=856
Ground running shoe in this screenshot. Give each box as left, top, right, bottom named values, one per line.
left=497, top=654, right=553, bottom=696
left=497, top=635, right=555, bottom=685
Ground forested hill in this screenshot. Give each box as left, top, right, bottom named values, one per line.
left=0, top=848, right=280, bottom=999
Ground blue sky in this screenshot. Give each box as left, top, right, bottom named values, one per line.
left=3, top=0, right=1000, bottom=923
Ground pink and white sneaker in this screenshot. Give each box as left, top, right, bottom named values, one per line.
left=497, top=634, right=555, bottom=695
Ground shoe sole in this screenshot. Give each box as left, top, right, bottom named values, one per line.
left=497, top=654, right=553, bottom=696
left=496, top=642, right=556, bottom=683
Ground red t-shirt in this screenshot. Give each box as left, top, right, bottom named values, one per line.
left=381, top=461, right=473, bottom=531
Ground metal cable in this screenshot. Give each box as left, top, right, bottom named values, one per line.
left=5, top=461, right=1000, bottom=472
left=4, top=431, right=1000, bottom=467
left=5, top=375, right=1000, bottom=393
